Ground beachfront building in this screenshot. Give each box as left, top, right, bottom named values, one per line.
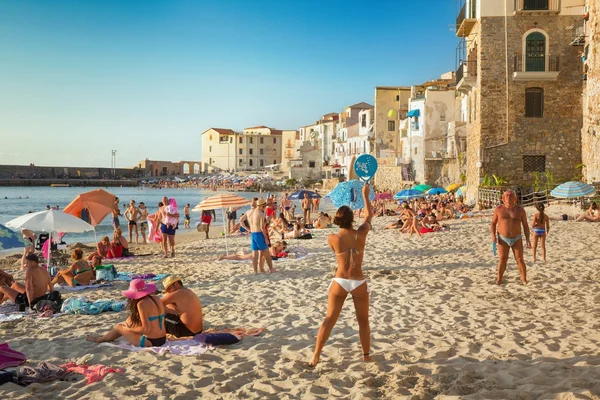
left=281, top=130, right=300, bottom=172
left=455, top=0, right=586, bottom=199
left=298, top=113, right=339, bottom=167
left=400, top=84, right=464, bottom=184
left=374, top=86, right=412, bottom=160
left=581, top=0, right=600, bottom=183
left=335, top=102, right=374, bottom=173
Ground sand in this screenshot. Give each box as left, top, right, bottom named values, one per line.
left=1, top=204, right=600, bottom=399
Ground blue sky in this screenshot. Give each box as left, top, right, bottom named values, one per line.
left=0, top=0, right=458, bottom=167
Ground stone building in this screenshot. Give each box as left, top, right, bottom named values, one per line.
left=137, top=159, right=202, bottom=177
left=374, top=86, right=411, bottom=159
left=455, top=0, right=586, bottom=200
left=582, top=0, right=600, bottom=183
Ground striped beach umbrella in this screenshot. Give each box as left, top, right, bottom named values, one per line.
left=550, top=181, right=595, bottom=198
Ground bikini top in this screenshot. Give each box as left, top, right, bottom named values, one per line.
left=74, top=261, right=90, bottom=276
left=335, top=232, right=360, bottom=270
left=146, top=296, right=165, bottom=330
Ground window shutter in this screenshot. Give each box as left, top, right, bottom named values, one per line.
left=525, top=88, right=543, bottom=117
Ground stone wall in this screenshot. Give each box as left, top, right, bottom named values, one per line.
left=582, top=0, right=600, bottom=183
left=471, top=14, right=583, bottom=190
left=0, top=164, right=141, bottom=180
left=374, top=166, right=413, bottom=193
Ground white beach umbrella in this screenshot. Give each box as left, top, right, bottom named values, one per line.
left=6, top=210, right=95, bottom=267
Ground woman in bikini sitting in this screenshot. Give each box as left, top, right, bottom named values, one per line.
left=87, top=236, right=111, bottom=261
left=107, top=228, right=130, bottom=258
left=575, top=202, right=600, bottom=222
left=308, top=182, right=373, bottom=367
left=52, top=249, right=94, bottom=286
left=87, top=279, right=166, bottom=347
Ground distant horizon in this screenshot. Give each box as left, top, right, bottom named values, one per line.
left=1, top=0, right=458, bottom=168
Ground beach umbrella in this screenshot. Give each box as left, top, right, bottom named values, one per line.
left=393, top=189, right=423, bottom=200
left=325, top=180, right=375, bottom=210
left=427, top=187, right=448, bottom=195
left=63, top=188, right=116, bottom=227
left=192, top=194, right=251, bottom=255
left=0, top=223, right=28, bottom=251
left=412, top=184, right=432, bottom=192
left=551, top=181, right=595, bottom=198
left=5, top=210, right=95, bottom=267
left=288, top=190, right=321, bottom=200
left=446, top=183, right=462, bottom=192
left=374, top=192, right=394, bottom=201
left=456, top=186, right=467, bottom=196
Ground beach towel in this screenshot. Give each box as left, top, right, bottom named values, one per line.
left=54, top=283, right=112, bottom=292
left=60, top=362, right=123, bottom=384
left=147, top=213, right=162, bottom=243
left=115, top=272, right=170, bottom=282
left=61, top=297, right=126, bottom=315
left=17, top=362, right=71, bottom=385
left=0, top=343, right=26, bottom=369
left=99, top=340, right=211, bottom=356
left=0, top=314, right=25, bottom=323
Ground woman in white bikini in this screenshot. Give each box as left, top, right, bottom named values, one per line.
left=308, top=183, right=373, bottom=367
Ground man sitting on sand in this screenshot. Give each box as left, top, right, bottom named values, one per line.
left=0, top=251, right=54, bottom=309
left=491, top=190, right=531, bottom=285
left=161, top=277, right=203, bottom=337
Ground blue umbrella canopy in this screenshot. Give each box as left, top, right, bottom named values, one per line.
left=0, top=223, right=28, bottom=251
left=456, top=186, right=467, bottom=196
left=393, top=189, right=423, bottom=200
left=288, top=190, right=322, bottom=200
left=551, top=181, right=595, bottom=198
left=427, top=187, right=448, bottom=195
left=325, top=180, right=375, bottom=210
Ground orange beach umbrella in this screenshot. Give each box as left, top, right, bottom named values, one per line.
left=63, top=188, right=116, bottom=227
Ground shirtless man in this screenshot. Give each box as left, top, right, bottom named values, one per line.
left=138, top=202, right=148, bottom=244
left=123, top=200, right=141, bottom=244
left=161, top=277, right=203, bottom=337
left=112, top=197, right=121, bottom=229
left=239, top=198, right=276, bottom=273
left=302, top=193, right=312, bottom=226
left=491, top=190, right=531, bottom=285
left=184, top=204, right=191, bottom=228
left=0, top=251, right=53, bottom=309
left=157, top=196, right=179, bottom=257
left=282, top=193, right=292, bottom=220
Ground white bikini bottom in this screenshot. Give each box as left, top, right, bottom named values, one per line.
left=329, top=278, right=370, bottom=293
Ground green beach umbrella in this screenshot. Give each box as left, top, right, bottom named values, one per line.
left=412, top=184, right=432, bottom=192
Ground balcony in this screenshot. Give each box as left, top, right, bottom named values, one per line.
left=514, top=0, right=560, bottom=15
left=456, top=1, right=477, bottom=37
left=425, top=150, right=455, bottom=161
left=455, top=60, right=478, bottom=92
left=570, top=19, right=586, bottom=46
left=513, top=55, right=560, bottom=81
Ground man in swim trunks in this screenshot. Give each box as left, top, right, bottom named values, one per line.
left=112, top=197, right=121, bottom=229
left=240, top=198, right=276, bottom=274
left=161, top=276, right=203, bottom=337
left=157, top=196, right=179, bottom=258
left=0, top=252, right=54, bottom=309
left=184, top=204, right=191, bottom=228
left=302, top=193, right=312, bottom=227
left=491, top=190, right=531, bottom=285
left=124, top=200, right=141, bottom=244
left=138, top=202, right=148, bottom=244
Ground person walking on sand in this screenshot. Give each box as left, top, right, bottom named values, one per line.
left=112, top=197, right=121, bottom=229
left=184, top=204, right=191, bottom=228
left=138, top=202, right=148, bottom=244
left=124, top=200, right=141, bottom=244
left=302, top=193, right=312, bottom=226
left=532, top=203, right=550, bottom=263
left=239, top=198, right=276, bottom=274
left=308, top=183, right=374, bottom=367
left=491, top=190, right=531, bottom=285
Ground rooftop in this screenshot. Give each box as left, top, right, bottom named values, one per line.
left=347, top=102, right=374, bottom=110
left=203, top=128, right=237, bottom=135
left=375, top=86, right=411, bottom=90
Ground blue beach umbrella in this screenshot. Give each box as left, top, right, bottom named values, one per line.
left=325, top=180, right=375, bottom=210
left=427, top=187, right=448, bottom=195
left=393, top=189, right=423, bottom=200
left=456, top=186, right=467, bottom=196
left=551, top=181, right=595, bottom=198
left=0, top=223, right=28, bottom=251
left=288, top=190, right=322, bottom=200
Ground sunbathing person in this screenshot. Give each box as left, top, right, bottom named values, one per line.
left=0, top=269, right=15, bottom=303
left=575, top=202, right=600, bottom=222
left=284, top=223, right=304, bottom=239
left=107, top=228, right=130, bottom=258
left=308, top=182, right=374, bottom=367
left=0, top=252, right=54, bottom=309
left=87, top=236, right=111, bottom=261
left=161, top=277, right=203, bottom=337
left=52, top=249, right=94, bottom=286
left=399, top=204, right=422, bottom=237
left=314, top=213, right=331, bottom=229
left=420, top=214, right=441, bottom=234
left=87, top=279, right=166, bottom=347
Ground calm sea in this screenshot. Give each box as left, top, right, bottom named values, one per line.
left=0, top=186, right=269, bottom=249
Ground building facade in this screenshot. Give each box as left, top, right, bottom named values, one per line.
left=582, top=0, right=600, bottom=183
left=456, top=0, right=586, bottom=199
left=374, top=86, right=412, bottom=159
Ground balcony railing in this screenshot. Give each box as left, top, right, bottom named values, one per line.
left=514, top=54, right=560, bottom=72
left=456, top=1, right=477, bottom=37
left=456, top=60, right=478, bottom=85
left=570, top=19, right=586, bottom=46
left=514, top=0, right=560, bottom=13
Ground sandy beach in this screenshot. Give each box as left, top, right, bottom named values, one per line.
left=1, top=204, right=600, bottom=399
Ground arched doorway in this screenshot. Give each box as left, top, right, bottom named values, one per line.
left=182, top=163, right=190, bottom=174
left=193, top=163, right=200, bottom=174
left=525, top=32, right=546, bottom=71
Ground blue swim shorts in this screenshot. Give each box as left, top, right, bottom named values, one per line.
left=160, top=223, right=176, bottom=236
left=250, top=232, right=268, bottom=251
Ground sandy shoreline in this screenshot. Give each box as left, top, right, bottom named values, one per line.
left=1, top=204, right=600, bottom=399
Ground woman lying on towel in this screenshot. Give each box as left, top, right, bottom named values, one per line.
left=52, top=249, right=94, bottom=286
left=86, top=279, right=166, bottom=347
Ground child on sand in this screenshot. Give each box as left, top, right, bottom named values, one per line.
left=532, top=203, right=550, bottom=263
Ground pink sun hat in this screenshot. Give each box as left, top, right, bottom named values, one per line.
left=122, top=279, right=157, bottom=300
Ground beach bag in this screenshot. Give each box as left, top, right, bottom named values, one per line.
left=197, top=223, right=209, bottom=232
left=95, top=264, right=117, bottom=281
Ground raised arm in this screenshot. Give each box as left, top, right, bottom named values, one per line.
left=358, top=183, right=374, bottom=234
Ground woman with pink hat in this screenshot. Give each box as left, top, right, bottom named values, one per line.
left=86, top=279, right=167, bottom=347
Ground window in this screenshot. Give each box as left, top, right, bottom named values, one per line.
left=239, top=149, right=242, bottom=155
left=249, top=137, right=253, bottom=144
left=249, top=148, right=253, bottom=155
left=209, top=146, right=212, bottom=152
left=260, top=159, right=264, bottom=167
left=525, top=88, right=544, bottom=117
left=274, top=160, right=277, bottom=164
left=273, top=137, right=277, bottom=144
left=230, top=137, right=233, bottom=143
left=239, top=137, right=242, bottom=144
left=414, top=148, right=418, bottom=155
left=361, top=115, right=366, bottom=127
left=309, top=161, right=316, bottom=168
left=523, top=0, right=549, bottom=11
left=396, top=95, right=400, bottom=101
left=239, top=159, right=242, bottom=166
left=525, top=32, right=546, bottom=71
left=209, top=134, right=213, bottom=141
left=523, top=155, right=546, bottom=172
left=388, top=121, right=395, bottom=131
left=260, top=149, right=264, bottom=155
left=260, top=137, right=264, bottom=144
left=209, top=158, right=212, bottom=164
left=440, top=112, right=446, bottom=122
